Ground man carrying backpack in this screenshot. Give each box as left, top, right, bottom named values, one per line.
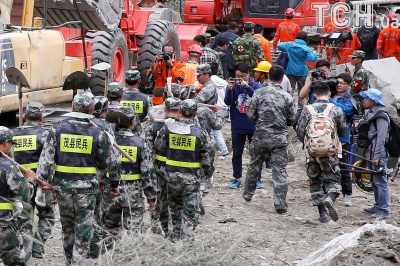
left=296, top=82, right=347, bottom=223
left=358, top=89, right=390, bottom=219
left=357, top=16, right=381, bottom=60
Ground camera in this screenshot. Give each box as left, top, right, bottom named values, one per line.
left=160, top=51, right=173, bottom=61
left=310, top=71, right=338, bottom=96
left=228, top=78, right=243, bottom=84
left=311, top=70, right=326, bottom=80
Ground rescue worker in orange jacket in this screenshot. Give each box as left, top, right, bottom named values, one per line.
left=182, top=44, right=202, bottom=91
left=273, top=8, right=301, bottom=50
left=253, top=24, right=272, bottom=64
left=149, top=43, right=186, bottom=88
left=377, top=13, right=400, bottom=61
left=326, top=29, right=361, bottom=65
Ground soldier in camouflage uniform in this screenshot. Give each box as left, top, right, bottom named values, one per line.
left=0, top=127, right=36, bottom=266
left=232, top=22, right=265, bottom=76
left=89, top=96, right=117, bottom=259
left=242, top=66, right=296, bottom=214
left=144, top=97, right=182, bottom=235
left=296, top=82, right=347, bottom=223
left=12, top=101, right=55, bottom=260
left=103, top=106, right=156, bottom=237
left=195, top=64, right=218, bottom=105
left=107, top=82, right=142, bottom=135
left=155, top=100, right=215, bottom=241
left=37, top=91, right=121, bottom=265
left=121, top=70, right=153, bottom=122
left=349, top=50, right=369, bottom=95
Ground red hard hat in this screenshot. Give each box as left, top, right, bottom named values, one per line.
left=285, top=8, right=295, bottom=17
left=188, top=44, right=202, bottom=56
left=388, top=12, right=397, bottom=22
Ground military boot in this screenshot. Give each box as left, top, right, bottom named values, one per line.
left=323, top=193, right=339, bottom=222
left=317, top=204, right=330, bottom=223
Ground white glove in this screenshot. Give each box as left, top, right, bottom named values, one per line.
left=35, top=187, right=46, bottom=207
left=13, top=200, right=23, bottom=217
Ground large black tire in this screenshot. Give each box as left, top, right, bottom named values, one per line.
left=87, top=29, right=129, bottom=95
left=136, top=20, right=181, bottom=94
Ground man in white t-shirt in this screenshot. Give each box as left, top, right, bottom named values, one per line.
left=210, top=75, right=230, bottom=158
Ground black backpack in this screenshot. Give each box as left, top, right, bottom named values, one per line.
left=357, top=110, right=400, bottom=157
left=358, top=27, right=376, bottom=53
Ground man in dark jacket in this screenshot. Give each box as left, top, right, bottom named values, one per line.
left=357, top=16, right=381, bottom=60
left=224, top=62, right=263, bottom=189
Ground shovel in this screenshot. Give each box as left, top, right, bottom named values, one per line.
left=62, top=71, right=90, bottom=100
left=5, top=67, right=30, bottom=126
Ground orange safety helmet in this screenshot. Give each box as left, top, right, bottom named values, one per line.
left=285, top=8, right=295, bottom=17
left=387, top=12, right=397, bottom=22
left=187, top=44, right=203, bottom=56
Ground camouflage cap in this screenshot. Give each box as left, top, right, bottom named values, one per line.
left=165, top=97, right=182, bottom=110
left=165, top=83, right=182, bottom=97
left=351, top=50, right=366, bottom=59
left=116, top=105, right=135, bottom=119
left=25, top=101, right=44, bottom=119
left=108, top=82, right=123, bottom=98
left=194, top=64, right=211, bottom=76
left=0, top=126, right=16, bottom=144
left=180, top=99, right=197, bottom=116
left=73, top=91, right=95, bottom=112
left=244, top=22, right=254, bottom=29
left=93, top=96, right=109, bottom=114
left=125, top=70, right=141, bottom=81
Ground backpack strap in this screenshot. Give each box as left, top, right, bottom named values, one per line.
left=322, top=103, right=334, bottom=116
left=305, top=104, right=317, bottom=116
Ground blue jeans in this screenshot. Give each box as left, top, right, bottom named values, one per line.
left=369, top=158, right=390, bottom=214
left=212, top=129, right=229, bottom=156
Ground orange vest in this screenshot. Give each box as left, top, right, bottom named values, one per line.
left=181, top=63, right=201, bottom=91
left=253, top=34, right=273, bottom=63
left=377, top=26, right=400, bottom=60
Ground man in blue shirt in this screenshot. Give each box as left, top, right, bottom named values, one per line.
left=224, top=62, right=262, bottom=189
left=329, top=73, right=358, bottom=206
left=278, top=31, right=318, bottom=94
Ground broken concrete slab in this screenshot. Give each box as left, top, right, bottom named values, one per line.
left=297, top=222, right=400, bottom=266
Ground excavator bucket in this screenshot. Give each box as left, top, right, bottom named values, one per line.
left=33, top=0, right=123, bottom=31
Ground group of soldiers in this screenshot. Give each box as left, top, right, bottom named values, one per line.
left=0, top=65, right=223, bottom=265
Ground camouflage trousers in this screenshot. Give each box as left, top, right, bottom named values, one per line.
left=153, top=165, right=169, bottom=235
left=243, top=141, right=289, bottom=210
left=89, top=189, right=104, bottom=259
left=32, top=190, right=56, bottom=255
left=307, top=156, right=342, bottom=206
left=17, top=202, right=34, bottom=263
left=166, top=172, right=200, bottom=241
left=0, top=219, right=27, bottom=265
left=103, top=181, right=145, bottom=235
left=57, top=191, right=96, bottom=266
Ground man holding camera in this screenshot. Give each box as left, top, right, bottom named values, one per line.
left=224, top=62, right=263, bottom=189
left=329, top=73, right=358, bottom=206
left=299, top=59, right=332, bottom=106
left=150, top=43, right=186, bottom=89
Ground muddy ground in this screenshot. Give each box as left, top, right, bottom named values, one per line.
left=3, top=108, right=400, bottom=266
